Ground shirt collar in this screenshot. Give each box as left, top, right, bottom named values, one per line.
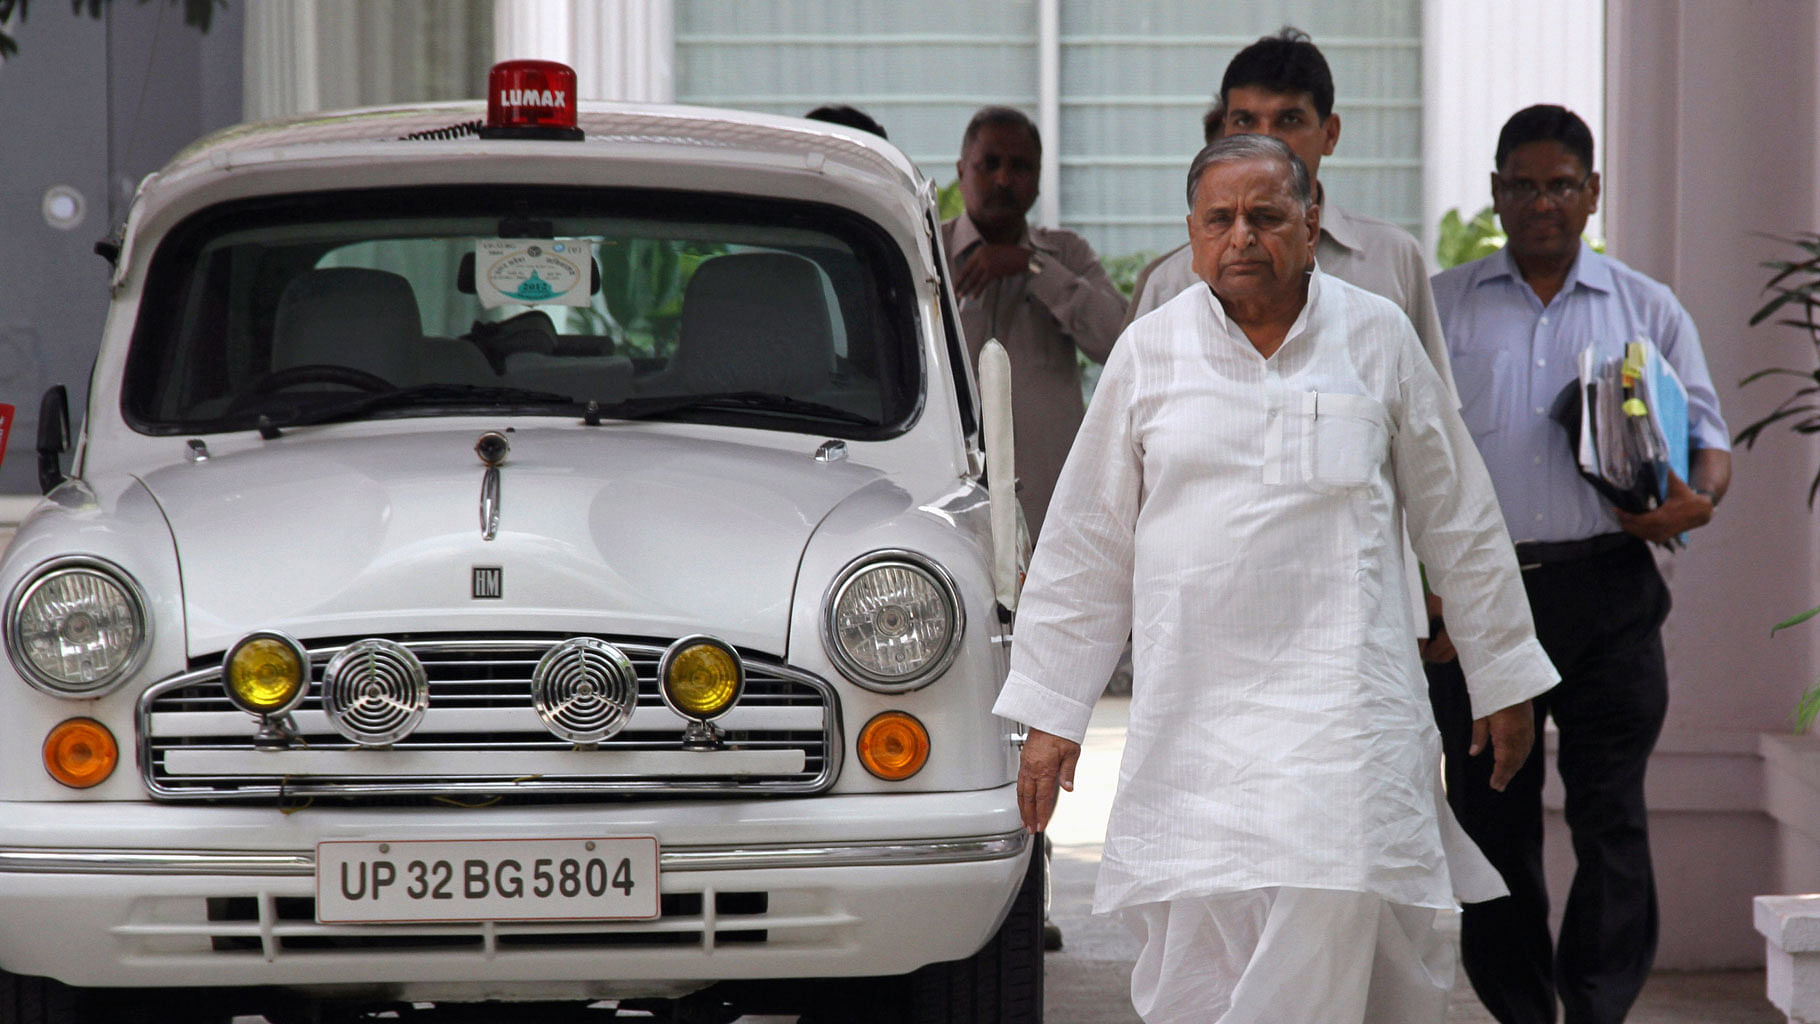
left=1316, top=190, right=1363, bottom=255
left=947, top=211, right=1037, bottom=254
left=1199, top=267, right=1324, bottom=355
left=1476, top=240, right=1612, bottom=296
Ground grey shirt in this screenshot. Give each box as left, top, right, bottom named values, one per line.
left=943, top=213, right=1127, bottom=538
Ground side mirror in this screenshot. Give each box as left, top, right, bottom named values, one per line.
left=37, top=384, right=70, bottom=494
left=977, top=339, right=1027, bottom=612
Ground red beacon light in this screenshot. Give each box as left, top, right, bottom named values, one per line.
left=482, top=59, right=583, bottom=140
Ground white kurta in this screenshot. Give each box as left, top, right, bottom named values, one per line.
left=992, top=271, right=1558, bottom=914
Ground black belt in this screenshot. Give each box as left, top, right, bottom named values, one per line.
left=1514, top=532, right=1635, bottom=570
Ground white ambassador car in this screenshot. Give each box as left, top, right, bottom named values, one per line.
left=0, top=62, right=1038, bottom=1024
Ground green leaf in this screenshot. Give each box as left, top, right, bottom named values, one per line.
left=1794, top=684, right=1820, bottom=733
left=936, top=180, right=965, bottom=222
left=1435, top=206, right=1506, bottom=270
left=1098, top=250, right=1156, bottom=301
left=1740, top=232, right=1820, bottom=507
left=1773, top=606, right=1820, bottom=634
left=1737, top=367, right=1819, bottom=386
left=0, top=0, right=216, bottom=58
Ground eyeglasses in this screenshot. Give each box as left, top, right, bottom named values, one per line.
left=1495, top=176, right=1591, bottom=204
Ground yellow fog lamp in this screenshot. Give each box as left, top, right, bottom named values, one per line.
left=659, top=635, right=744, bottom=749
left=43, top=717, right=118, bottom=789
left=857, top=711, right=930, bottom=781
left=222, top=631, right=310, bottom=748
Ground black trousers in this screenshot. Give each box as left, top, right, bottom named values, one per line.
left=1427, top=539, right=1670, bottom=1024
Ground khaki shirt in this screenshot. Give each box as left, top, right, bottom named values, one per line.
left=943, top=213, right=1127, bottom=538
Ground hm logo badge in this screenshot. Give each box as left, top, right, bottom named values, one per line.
left=472, top=566, right=503, bottom=600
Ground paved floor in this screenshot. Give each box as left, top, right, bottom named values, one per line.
left=1039, top=695, right=1784, bottom=1024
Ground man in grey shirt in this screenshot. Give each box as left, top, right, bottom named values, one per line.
left=943, top=105, right=1127, bottom=541
left=1127, top=29, right=1454, bottom=409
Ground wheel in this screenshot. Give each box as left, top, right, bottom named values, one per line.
left=832, top=845, right=1044, bottom=1024
left=904, top=844, right=1044, bottom=1023
left=0, top=967, right=82, bottom=1024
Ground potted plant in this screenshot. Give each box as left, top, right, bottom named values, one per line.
left=1735, top=232, right=1820, bottom=727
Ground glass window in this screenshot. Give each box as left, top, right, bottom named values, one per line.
left=123, top=187, right=921, bottom=438
left=676, top=0, right=1424, bottom=263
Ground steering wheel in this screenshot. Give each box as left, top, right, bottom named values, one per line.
left=249, top=364, right=395, bottom=395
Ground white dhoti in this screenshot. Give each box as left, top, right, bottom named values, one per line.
left=1117, top=887, right=1455, bottom=1024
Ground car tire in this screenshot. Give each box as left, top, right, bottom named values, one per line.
left=908, top=843, right=1043, bottom=1024
left=824, top=845, right=1043, bottom=1024
left=0, top=968, right=82, bottom=1024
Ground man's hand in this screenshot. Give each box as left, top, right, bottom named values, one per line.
left=1614, top=470, right=1713, bottom=544
left=956, top=242, right=1035, bottom=299
left=1418, top=592, right=1456, bottom=663
left=1470, top=701, right=1535, bottom=792
left=1016, top=728, right=1082, bottom=834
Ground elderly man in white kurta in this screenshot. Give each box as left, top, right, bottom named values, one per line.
left=994, top=134, right=1559, bottom=1024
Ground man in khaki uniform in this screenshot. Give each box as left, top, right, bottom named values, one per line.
left=942, top=106, right=1126, bottom=540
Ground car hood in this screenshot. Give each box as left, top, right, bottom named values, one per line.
left=137, top=425, right=885, bottom=657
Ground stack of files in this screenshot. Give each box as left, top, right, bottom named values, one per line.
left=1552, top=338, right=1690, bottom=537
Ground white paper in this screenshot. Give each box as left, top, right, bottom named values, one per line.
left=475, top=239, right=592, bottom=309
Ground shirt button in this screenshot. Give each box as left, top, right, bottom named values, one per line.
left=1541, top=316, right=1550, bottom=325
left=1536, top=358, right=1547, bottom=367
left=1534, top=406, right=1546, bottom=414
left=1535, top=513, right=1545, bottom=522
left=1534, top=456, right=1543, bottom=465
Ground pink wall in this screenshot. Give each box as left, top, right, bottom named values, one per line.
left=1607, top=0, right=1820, bottom=735
left=1581, top=0, right=1820, bottom=967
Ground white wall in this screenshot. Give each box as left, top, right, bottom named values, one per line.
left=1422, top=0, right=1604, bottom=266
left=494, top=0, right=673, bottom=103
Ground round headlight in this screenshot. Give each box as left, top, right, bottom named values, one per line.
left=6, top=559, right=149, bottom=697
left=659, top=636, right=743, bottom=721
left=822, top=552, right=963, bottom=692
left=223, top=632, right=310, bottom=716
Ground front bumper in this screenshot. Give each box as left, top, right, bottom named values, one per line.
left=0, top=788, right=1028, bottom=1000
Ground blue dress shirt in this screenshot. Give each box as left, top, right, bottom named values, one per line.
left=1432, top=243, right=1729, bottom=544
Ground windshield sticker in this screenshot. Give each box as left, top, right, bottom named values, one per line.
left=476, top=239, right=590, bottom=309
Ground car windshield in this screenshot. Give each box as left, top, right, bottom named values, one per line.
left=123, top=186, right=923, bottom=437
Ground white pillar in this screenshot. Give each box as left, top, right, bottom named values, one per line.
left=1758, top=896, right=1820, bottom=1023
left=1420, top=0, right=1603, bottom=268
left=494, top=0, right=673, bottom=103
left=1035, top=0, right=1060, bottom=230
left=242, top=0, right=320, bottom=120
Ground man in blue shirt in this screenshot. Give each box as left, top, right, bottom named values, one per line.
left=1426, top=105, right=1731, bottom=1024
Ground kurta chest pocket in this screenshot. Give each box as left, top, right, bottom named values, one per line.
left=1299, top=391, right=1389, bottom=491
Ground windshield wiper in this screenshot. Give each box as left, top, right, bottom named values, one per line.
left=604, top=391, right=875, bottom=426
left=251, top=383, right=579, bottom=434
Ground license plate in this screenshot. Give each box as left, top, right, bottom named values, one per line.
left=316, top=837, right=660, bottom=923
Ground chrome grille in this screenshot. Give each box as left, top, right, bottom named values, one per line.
left=201, top=891, right=773, bottom=955
left=140, top=637, right=839, bottom=801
